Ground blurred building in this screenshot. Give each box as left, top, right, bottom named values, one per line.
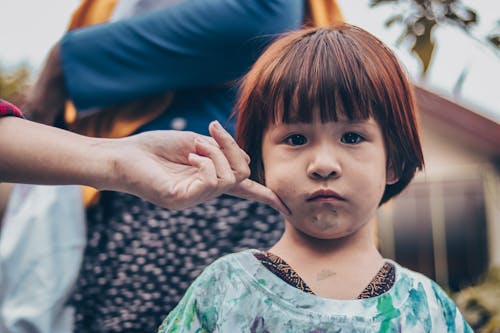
left=378, top=85, right=500, bottom=292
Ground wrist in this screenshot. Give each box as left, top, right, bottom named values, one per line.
left=83, top=138, right=123, bottom=192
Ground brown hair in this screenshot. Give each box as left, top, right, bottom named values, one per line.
left=235, top=24, right=424, bottom=204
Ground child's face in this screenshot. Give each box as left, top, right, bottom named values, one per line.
left=262, top=114, right=396, bottom=240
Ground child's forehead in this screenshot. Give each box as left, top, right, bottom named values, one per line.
left=272, top=115, right=377, bottom=127
left=271, top=106, right=372, bottom=125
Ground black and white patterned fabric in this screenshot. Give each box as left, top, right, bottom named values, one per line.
left=69, top=191, right=284, bottom=332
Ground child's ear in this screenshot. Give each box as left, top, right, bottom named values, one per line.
left=386, top=162, right=399, bottom=185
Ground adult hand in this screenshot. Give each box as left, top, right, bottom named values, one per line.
left=109, top=121, right=290, bottom=215
left=23, top=42, right=67, bottom=125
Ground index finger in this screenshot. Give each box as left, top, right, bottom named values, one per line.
left=226, top=179, right=291, bottom=216
left=208, top=121, right=250, bottom=165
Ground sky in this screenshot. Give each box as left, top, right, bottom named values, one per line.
left=0, top=0, right=498, bottom=120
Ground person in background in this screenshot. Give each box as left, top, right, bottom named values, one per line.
left=159, top=24, right=472, bottom=332
left=23, top=0, right=343, bottom=331
left=0, top=99, right=285, bottom=211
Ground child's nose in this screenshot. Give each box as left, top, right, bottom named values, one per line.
left=306, top=149, right=342, bottom=180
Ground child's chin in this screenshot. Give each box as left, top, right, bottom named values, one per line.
left=296, top=225, right=352, bottom=241
left=307, top=230, right=354, bottom=240
left=302, top=223, right=360, bottom=240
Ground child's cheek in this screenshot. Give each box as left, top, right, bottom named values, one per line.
left=265, top=176, right=295, bottom=207
left=263, top=159, right=297, bottom=204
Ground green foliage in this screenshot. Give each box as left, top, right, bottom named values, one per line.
left=0, top=64, right=32, bottom=106
left=454, top=267, right=500, bottom=332
left=370, top=0, right=499, bottom=76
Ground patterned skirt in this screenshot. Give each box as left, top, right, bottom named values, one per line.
left=69, top=191, right=284, bottom=332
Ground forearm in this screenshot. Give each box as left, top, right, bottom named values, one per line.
left=0, top=117, right=117, bottom=189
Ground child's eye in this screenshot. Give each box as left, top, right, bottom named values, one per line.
left=340, top=132, right=364, bottom=144
left=284, top=134, right=307, bottom=146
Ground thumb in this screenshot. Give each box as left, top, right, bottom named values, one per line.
left=226, top=179, right=291, bottom=216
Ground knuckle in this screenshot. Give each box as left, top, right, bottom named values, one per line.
left=234, top=165, right=251, bottom=181
left=220, top=136, right=236, bottom=150
left=227, top=139, right=238, bottom=150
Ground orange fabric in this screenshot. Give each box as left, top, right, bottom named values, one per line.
left=67, top=0, right=119, bottom=30
left=65, top=94, right=173, bottom=138
left=307, top=0, right=344, bottom=27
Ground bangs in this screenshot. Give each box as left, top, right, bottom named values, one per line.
left=260, top=28, right=388, bottom=125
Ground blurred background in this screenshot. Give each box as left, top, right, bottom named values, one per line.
left=1, top=0, right=499, bottom=331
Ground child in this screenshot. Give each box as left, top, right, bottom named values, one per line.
left=158, top=24, right=472, bottom=332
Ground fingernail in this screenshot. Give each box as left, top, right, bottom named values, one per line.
left=211, top=120, right=223, bottom=130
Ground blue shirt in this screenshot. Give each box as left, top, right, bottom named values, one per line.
left=61, top=0, right=304, bottom=135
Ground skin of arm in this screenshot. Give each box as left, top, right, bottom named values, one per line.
left=0, top=117, right=289, bottom=213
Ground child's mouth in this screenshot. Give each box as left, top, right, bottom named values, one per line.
left=307, top=189, right=346, bottom=202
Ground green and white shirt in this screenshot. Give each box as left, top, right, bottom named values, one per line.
left=158, top=249, right=472, bottom=332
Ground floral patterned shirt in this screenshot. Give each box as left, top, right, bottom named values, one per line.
left=159, top=249, right=472, bottom=333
